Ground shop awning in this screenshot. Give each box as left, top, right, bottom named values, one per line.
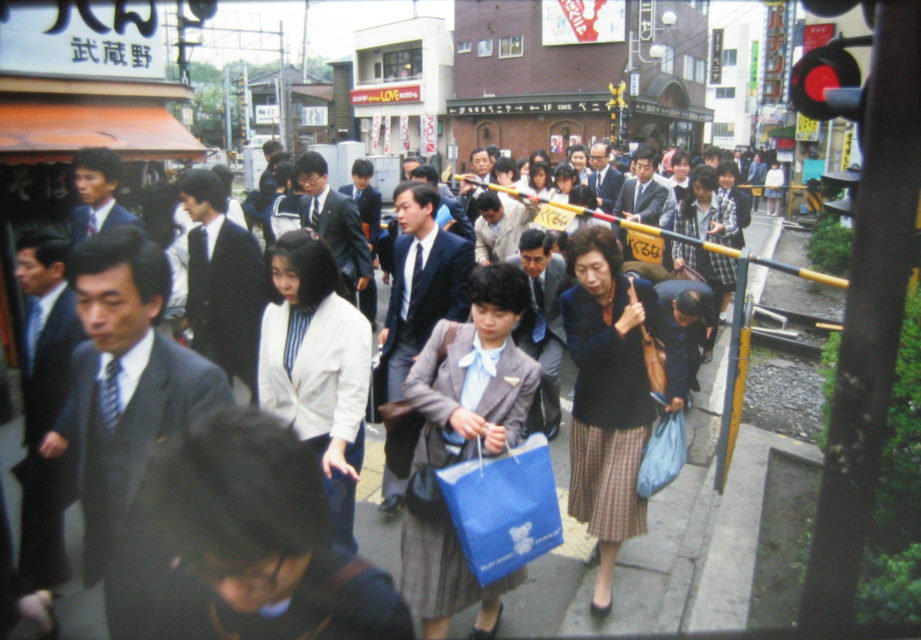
left=0, top=101, right=206, bottom=165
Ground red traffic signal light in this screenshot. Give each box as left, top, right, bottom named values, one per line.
left=790, top=44, right=861, bottom=120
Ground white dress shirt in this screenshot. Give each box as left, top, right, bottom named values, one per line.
left=400, top=225, right=439, bottom=320
left=33, top=280, right=68, bottom=336
left=90, top=198, right=117, bottom=230
left=97, top=328, right=155, bottom=414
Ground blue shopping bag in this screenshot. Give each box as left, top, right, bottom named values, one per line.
left=436, top=433, right=564, bottom=587
left=636, top=409, right=687, bottom=499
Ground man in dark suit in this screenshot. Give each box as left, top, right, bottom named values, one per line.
left=587, top=141, right=625, bottom=214
left=180, top=169, right=268, bottom=402
left=376, top=182, right=474, bottom=515
left=613, top=145, right=670, bottom=261
left=39, top=226, right=234, bottom=640
left=70, top=147, right=146, bottom=245
left=408, top=164, right=476, bottom=244
left=14, top=230, right=86, bottom=590
left=339, top=158, right=382, bottom=328
left=296, top=152, right=373, bottom=304
left=508, top=229, right=573, bottom=441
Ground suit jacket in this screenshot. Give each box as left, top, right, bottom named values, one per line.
left=259, top=295, right=371, bottom=443
left=612, top=177, right=669, bottom=226
left=562, top=275, right=688, bottom=430
left=187, top=217, right=269, bottom=378
left=588, top=167, right=626, bottom=213
left=403, top=320, right=541, bottom=469
left=442, top=194, right=476, bottom=244
left=70, top=202, right=146, bottom=246
left=54, top=334, right=234, bottom=584
left=299, top=189, right=373, bottom=284
left=507, top=253, right=572, bottom=345
left=383, top=228, right=474, bottom=356
left=339, top=184, right=382, bottom=254
left=473, top=195, right=534, bottom=264
left=21, top=288, right=86, bottom=450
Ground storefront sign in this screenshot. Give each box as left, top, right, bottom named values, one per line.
left=255, top=105, right=280, bottom=125
left=632, top=101, right=713, bottom=123
left=350, top=84, right=421, bottom=105
left=762, top=3, right=788, bottom=103
left=749, top=41, right=759, bottom=94
left=804, top=23, right=835, bottom=53
left=421, top=114, right=437, bottom=154
left=541, top=0, right=626, bottom=46
left=710, top=29, right=724, bottom=85
left=795, top=113, right=819, bottom=141
left=0, top=2, right=166, bottom=79
left=447, top=100, right=607, bottom=116
left=840, top=130, right=854, bottom=170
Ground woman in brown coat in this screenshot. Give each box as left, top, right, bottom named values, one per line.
left=400, top=264, right=541, bottom=640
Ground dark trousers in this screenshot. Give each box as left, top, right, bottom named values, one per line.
left=302, top=425, right=365, bottom=554
left=18, top=455, right=73, bottom=589
left=358, top=277, right=378, bottom=331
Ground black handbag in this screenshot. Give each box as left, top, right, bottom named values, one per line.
left=406, top=463, right=450, bottom=520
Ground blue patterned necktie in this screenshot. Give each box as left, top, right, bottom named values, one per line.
left=531, top=277, right=547, bottom=343
left=88, top=211, right=99, bottom=236
left=101, top=358, right=122, bottom=434
left=311, top=197, right=321, bottom=228
left=25, top=299, right=42, bottom=378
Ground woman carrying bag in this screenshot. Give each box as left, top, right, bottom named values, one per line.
left=258, top=229, right=371, bottom=554
left=561, top=225, right=688, bottom=619
left=400, top=263, right=540, bottom=640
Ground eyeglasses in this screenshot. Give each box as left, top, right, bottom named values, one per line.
left=298, top=174, right=323, bottom=184
left=193, top=554, right=287, bottom=587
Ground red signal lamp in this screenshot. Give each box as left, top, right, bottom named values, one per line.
left=790, top=44, right=861, bottom=120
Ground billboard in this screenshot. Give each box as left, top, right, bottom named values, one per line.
left=0, top=1, right=166, bottom=80
left=542, top=0, right=626, bottom=46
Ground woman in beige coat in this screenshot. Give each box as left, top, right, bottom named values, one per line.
left=400, top=264, right=541, bottom=640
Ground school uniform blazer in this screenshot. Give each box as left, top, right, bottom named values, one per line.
left=54, top=334, right=234, bottom=585
left=299, top=189, right=373, bottom=284
left=382, top=229, right=474, bottom=357
left=612, top=177, right=669, bottom=226
left=70, top=203, right=146, bottom=245
left=339, top=184, right=382, bottom=254
left=507, top=253, right=572, bottom=345
left=588, top=167, right=626, bottom=213
left=562, top=275, right=688, bottom=430
left=258, top=294, right=371, bottom=443
left=403, top=320, right=541, bottom=469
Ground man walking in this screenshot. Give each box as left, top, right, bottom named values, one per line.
left=70, top=147, right=145, bottom=245
left=41, top=226, right=234, bottom=639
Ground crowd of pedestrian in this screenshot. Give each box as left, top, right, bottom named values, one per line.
left=3, top=137, right=770, bottom=639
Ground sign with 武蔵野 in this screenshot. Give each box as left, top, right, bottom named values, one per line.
left=542, top=0, right=626, bottom=46
left=0, top=2, right=166, bottom=80
left=350, top=85, right=422, bottom=106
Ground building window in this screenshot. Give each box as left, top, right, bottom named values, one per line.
left=687, top=0, right=708, bottom=12
left=383, top=48, right=422, bottom=80
left=498, top=35, right=523, bottom=58
left=695, top=58, right=707, bottom=84
left=374, top=62, right=381, bottom=79
left=713, top=122, right=735, bottom=137
left=659, top=45, right=674, bottom=75
left=722, top=49, right=737, bottom=66
left=457, top=41, right=472, bottom=54
left=716, top=87, right=736, bottom=99
left=682, top=54, right=696, bottom=81
left=478, top=39, right=493, bottom=57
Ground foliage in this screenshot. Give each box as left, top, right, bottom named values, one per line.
left=808, top=211, right=853, bottom=276
left=819, top=287, right=921, bottom=625
left=857, top=543, right=921, bottom=625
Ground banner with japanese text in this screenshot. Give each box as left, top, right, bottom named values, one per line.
left=421, top=114, right=437, bottom=154
left=0, top=2, right=166, bottom=79
left=371, top=114, right=382, bottom=153
left=383, top=115, right=392, bottom=154
left=400, top=114, right=410, bottom=152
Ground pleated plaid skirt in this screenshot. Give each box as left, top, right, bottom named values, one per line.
left=568, top=418, right=649, bottom=542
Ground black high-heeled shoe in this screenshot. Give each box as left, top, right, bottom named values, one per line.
left=468, top=602, right=503, bottom=640
left=590, top=597, right=612, bottom=619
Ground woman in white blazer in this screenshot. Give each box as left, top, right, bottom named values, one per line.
left=259, top=229, right=371, bottom=553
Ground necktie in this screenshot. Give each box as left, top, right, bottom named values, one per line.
left=532, top=277, right=547, bottom=344
left=409, top=243, right=424, bottom=310
left=25, top=299, right=42, bottom=378
left=88, top=211, right=99, bottom=236
left=354, top=188, right=362, bottom=202
left=594, top=171, right=602, bottom=196
left=101, top=358, right=122, bottom=434
left=311, top=197, right=321, bottom=228
left=634, top=183, right=645, bottom=212
left=201, top=226, right=209, bottom=262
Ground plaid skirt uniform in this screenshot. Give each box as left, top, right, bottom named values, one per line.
left=671, top=196, right=739, bottom=287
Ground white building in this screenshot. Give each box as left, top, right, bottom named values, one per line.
left=703, top=1, right=766, bottom=149
left=351, top=16, right=455, bottom=160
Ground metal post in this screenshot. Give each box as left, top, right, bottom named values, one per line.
left=224, top=68, right=233, bottom=150
left=714, top=248, right=750, bottom=493
left=799, top=2, right=921, bottom=633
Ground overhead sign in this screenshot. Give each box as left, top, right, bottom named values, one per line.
left=350, top=84, right=421, bottom=106
left=0, top=2, right=166, bottom=80
left=795, top=113, right=820, bottom=141
left=710, top=29, right=724, bottom=85
left=447, top=100, right=607, bottom=116
left=541, top=0, right=626, bottom=46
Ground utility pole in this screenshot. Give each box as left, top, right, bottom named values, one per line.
left=302, top=0, right=310, bottom=82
